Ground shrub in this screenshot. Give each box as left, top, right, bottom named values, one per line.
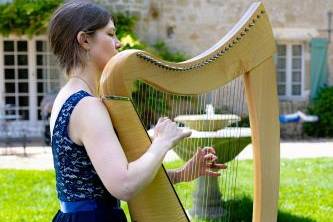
left=0, top=0, right=63, bottom=36
left=115, top=13, right=187, bottom=62
left=112, top=12, right=186, bottom=61
left=303, top=86, right=333, bottom=137
left=112, top=13, right=187, bottom=127
left=148, top=41, right=186, bottom=62
left=112, top=12, right=146, bottom=51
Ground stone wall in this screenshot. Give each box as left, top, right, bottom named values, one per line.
left=101, top=0, right=333, bottom=89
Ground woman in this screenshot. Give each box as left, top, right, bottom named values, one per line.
left=49, top=1, right=226, bottom=221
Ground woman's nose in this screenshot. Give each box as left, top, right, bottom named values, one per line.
left=115, top=38, right=122, bottom=49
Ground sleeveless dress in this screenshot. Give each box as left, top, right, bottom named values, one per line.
left=51, top=90, right=127, bottom=222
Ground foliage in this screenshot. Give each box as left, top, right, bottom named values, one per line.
left=1, top=158, right=332, bottom=221
left=0, top=0, right=186, bottom=61
left=303, top=86, right=333, bottom=137
left=0, top=0, right=187, bottom=126
left=148, top=41, right=186, bottom=62
left=131, top=81, right=170, bottom=129
left=114, top=13, right=187, bottom=62
left=0, top=0, right=187, bottom=63
left=112, top=12, right=146, bottom=51
left=0, top=0, right=63, bottom=36
left=113, top=13, right=187, bottom=127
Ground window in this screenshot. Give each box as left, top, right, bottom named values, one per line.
left=276, top=44, right=304, bottom=99
left=0, top=37, right=61, bottom=122
left=3, top=40, right=30, bottom=120
left=35, top=40, right=60, bottom=120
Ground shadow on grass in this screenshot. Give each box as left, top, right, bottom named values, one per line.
left=193, top=196, right=315, bottom=222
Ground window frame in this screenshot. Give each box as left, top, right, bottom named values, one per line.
left=34, top=36, right=62, bottom=120
left=0, top=35, right=61, bottom=124
left=275, top=41, right=306, bottom=101
left=0, top=35, right=33, bottom=121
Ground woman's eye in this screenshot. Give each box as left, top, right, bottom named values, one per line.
left=108, top=33, right=115, bottom=37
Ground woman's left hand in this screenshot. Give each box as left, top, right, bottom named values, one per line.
left=181, top=147, right=227, bottom=182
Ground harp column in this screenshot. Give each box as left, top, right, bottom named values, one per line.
left=244, top=57, right=280, bottom=222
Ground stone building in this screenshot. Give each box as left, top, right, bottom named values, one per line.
left=98, top=0, right=333, bottom=137
left=102, top=0, right=333, bottom=87
left=0, top=0, right=332, bottom=140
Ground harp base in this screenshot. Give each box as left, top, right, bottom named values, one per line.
left=190, top=176, right=225, bottom=219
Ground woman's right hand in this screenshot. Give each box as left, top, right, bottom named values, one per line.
left=153, top=117, right=191, bottom=149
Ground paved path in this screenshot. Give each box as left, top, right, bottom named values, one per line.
left=0, top=146, right=52, bottom=170
left=0, top=141, right=332, bottom=170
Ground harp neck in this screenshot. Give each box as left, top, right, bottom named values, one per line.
left=100, top=3, right=275, bottom=98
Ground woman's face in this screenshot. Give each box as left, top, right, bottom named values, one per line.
left=89, top=20, right=121, bottom=72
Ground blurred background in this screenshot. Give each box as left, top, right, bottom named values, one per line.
left=0, top=0, right=332, bottom=221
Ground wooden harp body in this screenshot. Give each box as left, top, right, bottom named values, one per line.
left=99, top=2, right=280, bottom=222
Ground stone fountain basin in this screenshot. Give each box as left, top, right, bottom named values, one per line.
left=173, top=127, right=251, bottom=163
left=174, top=114, right=241, bottom=131
left=148, top=127, right=251, bottom=163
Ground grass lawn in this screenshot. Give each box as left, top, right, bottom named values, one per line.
left=0, top=158, right=332, bottom=222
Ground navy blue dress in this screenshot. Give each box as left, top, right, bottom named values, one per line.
left=51, top=90, right=127, bottom=222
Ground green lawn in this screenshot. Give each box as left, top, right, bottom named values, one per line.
left=0, top=158, right=332, bottom=222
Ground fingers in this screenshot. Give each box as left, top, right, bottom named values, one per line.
left=203, top=163, right=227, bottom=177
left=172, top=126, right=191, bottom=140
left=203, top=152, right=227, bottom=169
left=201, top=146, right=216, bottom=155
left=156, top=117, right=170, bottom=126
left=155, top=117, right=192, bottom=146
left=157, top=116, right=168, bottom=123
left=203, top=153, right=217, bottom=162
left=155, top=117, right=171, bottom=131
left=207, top=163, right=227, bottom=169
left=179, top=129, right=192, bottom=139
left=204, top=169, right=221, bottom=177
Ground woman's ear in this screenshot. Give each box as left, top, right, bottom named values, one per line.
left=77, top=31, right=91, bottom=50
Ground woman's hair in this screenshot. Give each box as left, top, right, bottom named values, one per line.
left=48, top=0, right=112, bottom=75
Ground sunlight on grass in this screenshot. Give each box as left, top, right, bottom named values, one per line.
left=0, top=170, right=58, bottom=222
left=0, top=158, right=332, bottom=221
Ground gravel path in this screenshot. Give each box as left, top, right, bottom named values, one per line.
left=0, top=141, right=332, bottom=170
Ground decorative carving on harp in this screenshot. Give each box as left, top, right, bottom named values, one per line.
left=99, top=2, right=280, bottom=222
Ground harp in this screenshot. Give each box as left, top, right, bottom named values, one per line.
left=99, top=2, right=280, bottom=222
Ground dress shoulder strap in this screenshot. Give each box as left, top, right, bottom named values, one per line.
left=52, top=90, right=92, bottom=143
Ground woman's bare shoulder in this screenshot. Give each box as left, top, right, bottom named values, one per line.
left=50, top=89, right=111, bottom=135
left=73, top=96, right=113, bottom=128
left=65, top=93, right=114, bottom=145
left=76, top=96, right=108, bottom=113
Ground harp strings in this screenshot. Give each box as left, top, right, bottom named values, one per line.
left=226, top=80, right=234, bottom=222
left=211, top=87, right=221, bottom=219
left=231, top=77, right=246, bottom=221
left=220, top=77, right=238, bottom=222
left=131, top=77, right=246, bottom=221
left=202, top=91, right=209, bottom=219
left=226, top=76, right=238, bottom=221
left=221, top=82, right=230, bottom=222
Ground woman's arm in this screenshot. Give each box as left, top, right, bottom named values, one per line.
left=71, top=97, right=190, bottom=201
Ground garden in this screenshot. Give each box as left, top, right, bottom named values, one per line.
left=0, top=158, right=332, bottom=221
left=0, top=1, right=332, bottom=222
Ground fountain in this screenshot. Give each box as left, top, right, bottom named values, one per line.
left=172, top=104, right=251, bottom=220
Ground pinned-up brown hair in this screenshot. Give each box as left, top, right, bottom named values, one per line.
left=48, top=0, right=112, bottom=75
